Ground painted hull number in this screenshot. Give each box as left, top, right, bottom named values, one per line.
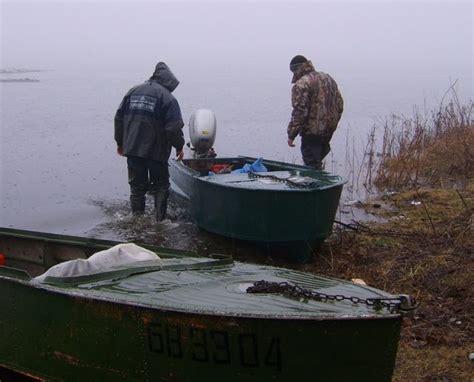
left=147, top=322, right=282, bottom=371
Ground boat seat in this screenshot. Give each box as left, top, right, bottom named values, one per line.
left=35, top=243, right=161, bottom=282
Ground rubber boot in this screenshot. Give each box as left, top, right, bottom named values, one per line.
left=154, top=188, right=169, bottom=222
left=130, top=186, right=146, bottom=215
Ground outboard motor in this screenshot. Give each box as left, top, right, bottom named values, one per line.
left=188, top=109, right=217, bottom=158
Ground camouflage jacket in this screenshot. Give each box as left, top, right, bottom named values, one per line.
left=287, top=61, right=344, bottom=140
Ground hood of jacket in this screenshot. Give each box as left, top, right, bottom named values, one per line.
left=291, top=60, right=316, bottom=84
left=150, top=62, right=180, bottom=92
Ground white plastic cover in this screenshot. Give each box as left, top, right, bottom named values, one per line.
left=35, top=243, right=161, bottom=282
left=189, top=109, right=217, bottom=151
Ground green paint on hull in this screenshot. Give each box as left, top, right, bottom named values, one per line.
left=169, top=156, right=346, bottom=261
left=0, top=228, right=405, bottom=381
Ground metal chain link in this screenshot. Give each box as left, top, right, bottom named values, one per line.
left=246, top=280, right=417, bottom=313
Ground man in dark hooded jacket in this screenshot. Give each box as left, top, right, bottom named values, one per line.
left=114, top=62, right=184, bottom=221
left=287, top=55, right=344, bottom=170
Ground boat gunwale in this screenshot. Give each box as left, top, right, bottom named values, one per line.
left=0, top=228, right=404, bottom=320
left=171, top=156, right=347, bottom=192
left=0, top=227, right=204, bottom=259
left=0, top=274, right=403, bottom=321
left=0, top=259, right=404, bottom=322
left=39, top=257, right=234, bottom=286
left=197, top=175, right=344, bottom=193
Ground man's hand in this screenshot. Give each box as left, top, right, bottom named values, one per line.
left=117, top=146, right=124, bottom=156
left=176, top=149, right=184, bottom=160
left=287, top=138, right=295, bottom=147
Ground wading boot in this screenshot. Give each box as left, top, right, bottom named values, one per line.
left=130, top=192, right=146, bottom=215
left=154, top=189, right=169, bottom=222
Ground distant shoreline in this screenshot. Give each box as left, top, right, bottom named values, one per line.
left=0, top=69, right=46, bottom=74
left=0, top=78, right=40, bottom=83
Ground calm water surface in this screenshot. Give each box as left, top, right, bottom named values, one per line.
left=1, top=69, right=470, bottom=259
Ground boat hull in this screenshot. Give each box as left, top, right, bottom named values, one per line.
left=169, top=157, right=345, bottom=260
left=0, top=277, right=400, bottom=382
left=0, top=228, right=405, bottom=381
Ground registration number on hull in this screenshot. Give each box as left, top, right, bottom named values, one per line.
left=146, top=322, right=282, bottom=371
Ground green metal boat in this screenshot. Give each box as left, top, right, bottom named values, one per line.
left=169, top=156, right=346, bottom=261
left=0, top=227, right=412, bottom=381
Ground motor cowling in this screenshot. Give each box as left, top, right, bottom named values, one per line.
left=189, top=109, right=217, bottom=157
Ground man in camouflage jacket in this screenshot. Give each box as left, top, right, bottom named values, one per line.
left=287, top=55, right=344, bottom=170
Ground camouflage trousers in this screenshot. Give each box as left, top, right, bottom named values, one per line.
left=300, top=135, right=331, bottom=170
left=127, top=156, right=170, bottom=221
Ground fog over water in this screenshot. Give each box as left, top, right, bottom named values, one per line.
left=0, top=1, right=472, bottom=253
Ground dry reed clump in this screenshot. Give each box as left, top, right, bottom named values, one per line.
left=369, top=90, right=473, bottom=190
left=421, top=126, right=474, bottom=187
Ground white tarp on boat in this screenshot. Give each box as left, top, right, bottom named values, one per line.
left=35, top=243, right=161, bottom=282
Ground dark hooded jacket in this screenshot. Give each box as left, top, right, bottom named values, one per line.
left=114, top=62, right=185, bottom=162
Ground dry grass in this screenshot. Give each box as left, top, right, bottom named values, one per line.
left=315, top=93, right=473, bottom=380
left=319, top=91, right=474, bottom=381
left=394, top=344, right=473, bottom=382
left=364, top=88, right=473, bottom=190
left=308, top=184, right=473, bottom=381
left=421, top=126, right=474, bottom=187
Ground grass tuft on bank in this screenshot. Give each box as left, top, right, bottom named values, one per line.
left=367, top=89, right=473, bottom=190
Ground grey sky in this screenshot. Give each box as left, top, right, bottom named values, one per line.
left=1, top=1, right=472, bottom=90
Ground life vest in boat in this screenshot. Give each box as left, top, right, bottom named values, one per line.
left=210, top=164, right=231, bottom=174
left=0, top=253, right=5, bottom=266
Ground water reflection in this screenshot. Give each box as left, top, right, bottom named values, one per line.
left=86, top=194, right=294, bottom=264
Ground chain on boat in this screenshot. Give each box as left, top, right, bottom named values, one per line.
left=248, top=171, right=319, bottom=189
left=246, top=280, right=418, bottom=314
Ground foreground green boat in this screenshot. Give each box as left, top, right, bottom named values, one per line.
left=169, top=156, right=346, bottom=261
left=0, top=228, right=413, bottom=382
